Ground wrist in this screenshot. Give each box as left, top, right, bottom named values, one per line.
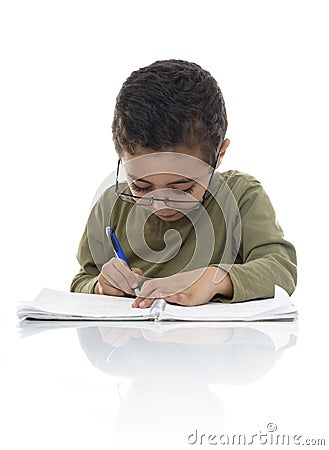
left=94, top=281, right=100, bottom=294
left=206, top=266, right=233, bottom=299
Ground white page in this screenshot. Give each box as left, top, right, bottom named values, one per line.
left=160, top=285, right=297, bottom=321
left=16, top=288, right=153, bottom=320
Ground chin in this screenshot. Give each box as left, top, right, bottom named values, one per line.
left=155, top=211, right=184, bottom=221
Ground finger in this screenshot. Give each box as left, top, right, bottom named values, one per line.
left=138, top=279, right=168, bottom=299
left=139, top=298, right=156, bottom=309
left=111, top=264, right=133, bottom=294
left=131, top=297, right=142, bottom=308
left=100, top=268, right=127, bottom=292
left=102, top=260, right=135, bottom=295
left=131, top=297, right=156, bottom=309
left=132, top=283, right=167, bottom=307
left=112, top=259, right=141, bottom=291
left=104, top=286, right=126, bottom=297
left=98, top=277, right=126, bottom=297
left=131, top=267, right=143, bottom=277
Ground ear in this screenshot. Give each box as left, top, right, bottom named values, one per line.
left=215, top=138, right=230, bottom=169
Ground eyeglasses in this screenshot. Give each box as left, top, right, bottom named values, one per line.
left=115, top=150, right=220, bottom=211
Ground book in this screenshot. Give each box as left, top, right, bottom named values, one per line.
left=16, top=285, right=297, bottom=322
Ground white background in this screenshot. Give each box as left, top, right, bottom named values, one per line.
left=1, top=0, right=328, bottom=441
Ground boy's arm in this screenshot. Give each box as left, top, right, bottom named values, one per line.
left=216, top=175, right=297, bottom=303
left=132, top=175, right=297, bottom=309
left=70, top=223, right=100, bottom=294
left=70, top=198, right=109, bottom=294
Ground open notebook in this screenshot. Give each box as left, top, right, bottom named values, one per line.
left=16, top=285, right=297, bottom=322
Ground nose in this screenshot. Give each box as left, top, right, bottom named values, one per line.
left=151, top=198, right=171, bottom=211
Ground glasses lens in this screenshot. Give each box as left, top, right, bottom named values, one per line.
left=118, top=194, right=135, bottom=204
left=158, top=188, right=200, bottom=210
left=118, top=193, right=152, bottom=206
left=165, top=200, right=201, bottom=210
left=134, top=196, right=153, bottom=206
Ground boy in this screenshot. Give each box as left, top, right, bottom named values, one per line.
left=70, top=59, right=297, bottom=308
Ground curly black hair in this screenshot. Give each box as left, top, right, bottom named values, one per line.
left=112, top=59, right=228, bottom=166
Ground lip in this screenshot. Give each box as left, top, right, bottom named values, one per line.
left=157, top=212, right=178, bottom=219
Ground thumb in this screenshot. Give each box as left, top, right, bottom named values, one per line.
left=131, top=267, right=143, bottom=277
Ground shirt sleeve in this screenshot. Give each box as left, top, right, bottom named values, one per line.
left=70, top=225, right=99, bottom=294
left=70, top=197, right=111, bottom=294
left=215, top=175, right=297, bottom=303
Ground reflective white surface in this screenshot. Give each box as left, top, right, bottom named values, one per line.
left=3, top=309, right=328, bottom=450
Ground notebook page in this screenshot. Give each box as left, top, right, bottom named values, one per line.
left=160, top=286, right=297, bottom=321
left=17, top=288, right=152, bottom=320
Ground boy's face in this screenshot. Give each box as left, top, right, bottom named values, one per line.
left=120, top=145, right=217, bottom=222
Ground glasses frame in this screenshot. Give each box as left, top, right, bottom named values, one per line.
left=115, top=149, right=221, bottom=210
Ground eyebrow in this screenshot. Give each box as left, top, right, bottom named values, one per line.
left=127, top=173, right=195, bottom=185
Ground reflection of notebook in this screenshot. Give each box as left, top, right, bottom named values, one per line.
left=17, top=285, right=297, bottom=322
left=18, top=318, right=298, bottom=351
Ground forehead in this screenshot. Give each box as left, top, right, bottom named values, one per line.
left=121, top=151, right=212, bottom=180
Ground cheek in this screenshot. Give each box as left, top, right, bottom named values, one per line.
left=193, top=184, right=206, bottom=201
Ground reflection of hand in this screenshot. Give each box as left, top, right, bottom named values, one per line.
left=142, top=327, right=234, bottom=344
left=132, top=266, right=233, bottom=308
left=94, top=257, right=142, bottom=297
left=98, top=326, right=142, bottom=346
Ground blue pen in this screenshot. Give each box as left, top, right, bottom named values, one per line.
left=105, top=226, right=140, bottom=296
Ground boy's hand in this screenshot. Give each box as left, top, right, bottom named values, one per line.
left=131, top=266, right=233, bottom=308
left=94, top=257, right=142, bottom=297
left=98, top=326, right=142, bottom=346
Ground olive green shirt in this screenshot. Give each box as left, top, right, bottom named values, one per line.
left=70, top=170, right=297, bottom=302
